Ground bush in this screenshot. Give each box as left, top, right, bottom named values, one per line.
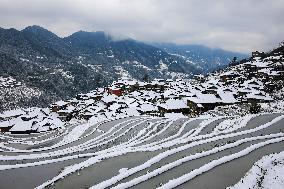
left=249, top=102, right=261, bottom=114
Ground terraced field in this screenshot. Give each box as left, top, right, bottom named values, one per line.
left=0, top=113, right=283, bottom=189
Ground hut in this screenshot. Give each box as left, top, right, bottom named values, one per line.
left=158, top=99, right=190, bottom=115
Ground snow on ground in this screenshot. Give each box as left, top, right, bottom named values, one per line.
left=228, top=151, right=284, bottom=189
left=132, top=61, right=152, bottom=71
left=114, top=66, right=133, bottom=78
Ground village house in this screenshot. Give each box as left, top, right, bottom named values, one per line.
left=76, top=93, right=90, bottom=100
left=122, top=107, right=140, bottom=117
left=149, top=80, right=165, bottom=92
left=57, top=105, right=76, bottom=121
left=220, top=71, right=240, bottom=83
left=0, top=109, right=26, bottom=122
left=157, top=99, right=190, bottom=116
left=185, top=93, right=221, bottom=114
left=237, top=88, right=254, bottom=100
left=264, top=82, right=277, bottom=92
left=257, top=68, right=271, bottom=80
left=87, top=93, right=103, bottom=101
left=245, top=92, right=273, bottom=103
left=252, top=51, right=265, bottom=58
left=0, top=121, right=13, bottom=132
left=67, top=98, right=79, bottom=106
left=178, top=91, right=195, bottom=99
left=202, top=85, right=219, bottom=95
left=241, top=78, right=264, bottom=91
left=50, top=100, right=69, bottom=112
left=193, top=74, right=206, bottom=83
left=82, top=108, right=101, bottom=120
left=217, top=90, right=239, bottom=105
left=108, top=86, right=123, bottom=96
left=138, top=103, right=159, bottom=115
left=101, top=94, right=117, bottom=106
left=9, top=119, right=35, bottom=134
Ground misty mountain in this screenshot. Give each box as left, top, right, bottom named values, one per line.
left=153, top=43, right=248, bottom=73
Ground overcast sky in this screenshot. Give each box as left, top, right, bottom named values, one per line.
left=0, top=0, right=283, bottom=53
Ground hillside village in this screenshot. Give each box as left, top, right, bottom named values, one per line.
left=0, top=49, right=283, bottom=134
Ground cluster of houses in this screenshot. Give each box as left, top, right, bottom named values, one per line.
left=218, top=51, right=283, bottom=94
left=0, top=51, right=283, bottom=134
left=0, top=108, right=64, bottom=134
left=0, top=76, right=21, bottom=89
left=49, top=52, right=283, bottom=122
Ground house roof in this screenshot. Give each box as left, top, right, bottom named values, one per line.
left=54, top=100, right=68, bottom=106
left=9, top=119, right=33, bottom=132
left=158, top=99, right=188, bottom=110
left=139, top=103, right=158, bottom=112
left=217, top=91, right=238, bottom=104
left=186, top=93, right=220, bottom=104
left=122, top=108, right=140, bottom=116
left=0, top=109, right=25, bottom=118
left=246, top=93, right=273, bottom=101
left=101, top=94, right=117, bottom=103
left=0, top=120, right=12, bottom=128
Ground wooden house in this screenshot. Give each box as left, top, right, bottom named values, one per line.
left=50, top=100, right=69, bottom=112
left=0, top=121, right=13, bottom=132
left=245, top=92, right=273, bottom=103
left=203, top=85, right=218, bottom=95
left=193, top=74, right=205, bottom=82
left=9, top=120, right=35, bottom=134
left=264, top=82, right=277, bottom=92
left=0, top=109, right=26, bottom=121
left=88, top=94, right=103, bottom=101
left=76, top=94, right=89, bottom=100
left=138, top=103, right=158, bottom=115
left=220, top=71, right=240, bottom=83
left=158, top=99, right=190, bottom=116
left=108, top=87, right=123, bottom=96
left=57, top=106, right=75, bottom=121
left=186, top=94, right=221, bottom=113
left=252, top=51, right=265, bottom=58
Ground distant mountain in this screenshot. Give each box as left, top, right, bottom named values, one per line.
left=153, top=43, right=248, bottom=73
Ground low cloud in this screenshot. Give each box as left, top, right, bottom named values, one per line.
left=0, top=0, right=283, bottom=53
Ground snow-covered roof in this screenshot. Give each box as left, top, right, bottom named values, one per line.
left=0, top=109, right=26, bottom=118
left=130, top=91, right=141, bottom=97
left=220, top=71, right=240, bottom=76
left=120, top=97, right=136, bottom=105
left=186, top=93, right=220, bottom=104
left=139, top=103, right=158, bottom=112
left=246, top=93, right=273, bottom=101
left=158, top=99, right=188, bottom=110
left=122, top=108, right=140, bottom=117
left=9, top=119, right=33, bottom=132
left=58, top=106, right=76, bottom=113
left=244, top=59, right=269, bottom=68
left=241, top=78, right=264, bottom=89
left=101, top=94, right=117, bottom=103
left=54, top=100, right=68, bottom=106
left=0, top=120, right=12, bottom=128
left=217, top=91, right=238, bottom=104
left=108, top=103, right=123, bottom=111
